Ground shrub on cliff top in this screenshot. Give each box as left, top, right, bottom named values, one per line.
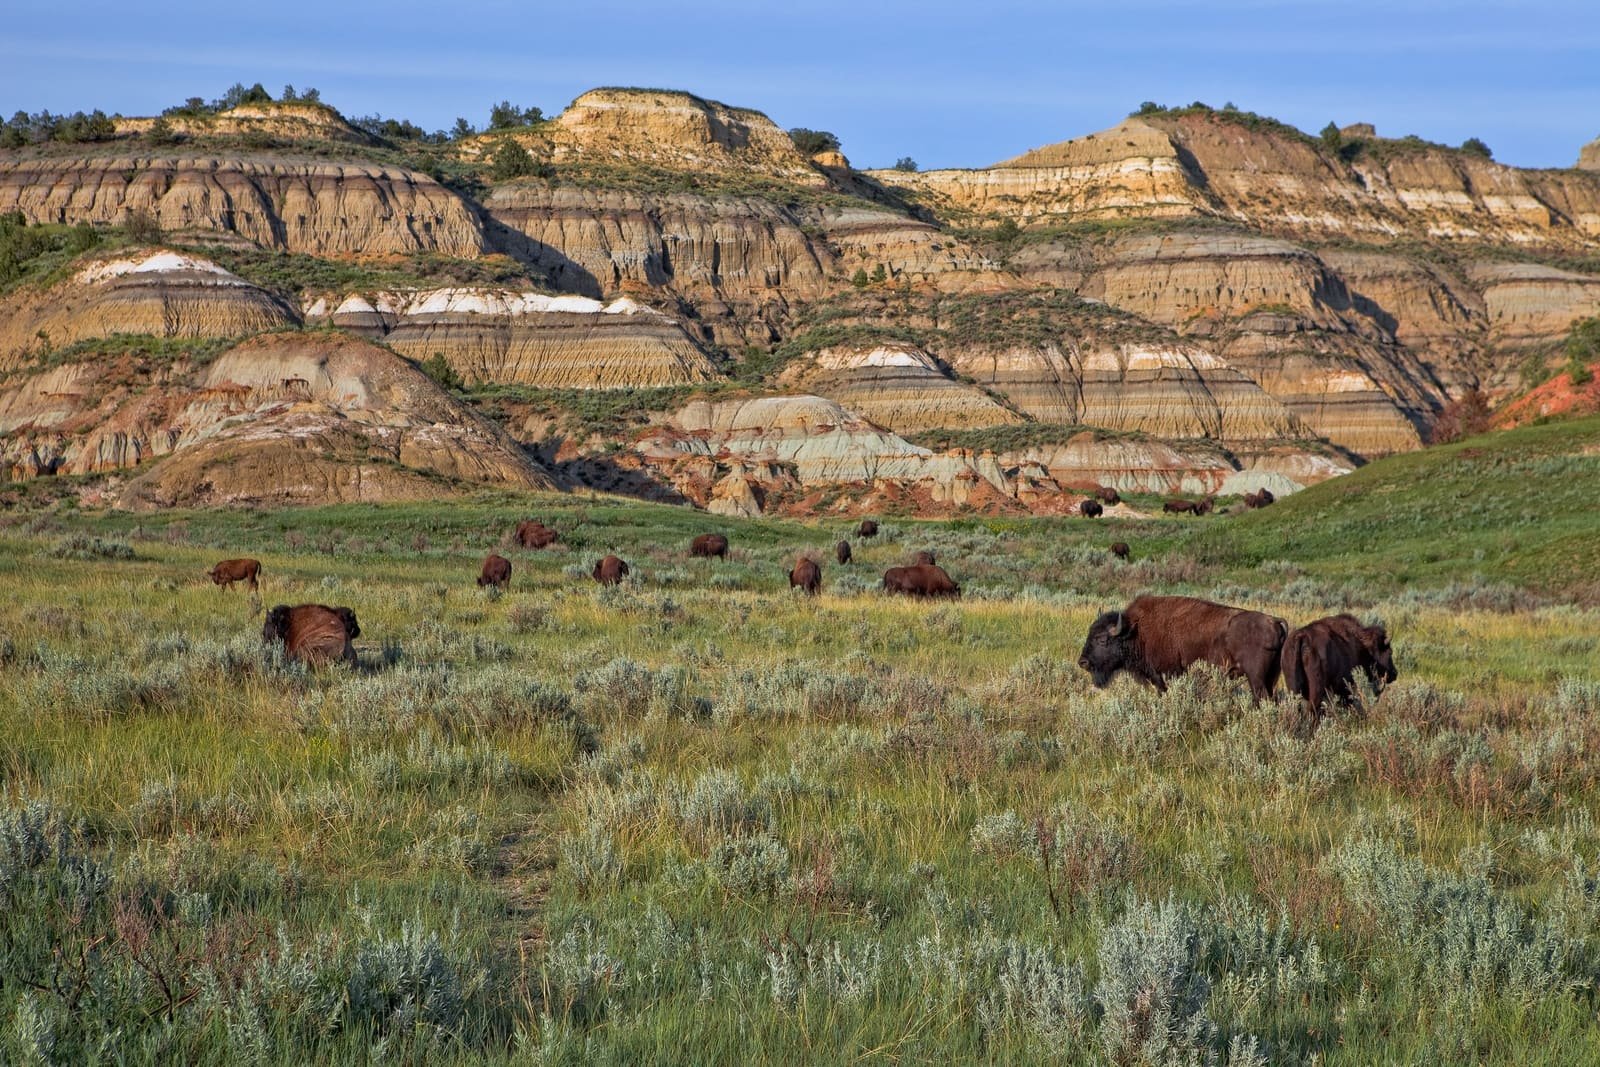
left=788, top=128, right=840, bottom=156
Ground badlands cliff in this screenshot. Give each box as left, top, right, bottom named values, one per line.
left=2, top=87, right=1599, bottom=511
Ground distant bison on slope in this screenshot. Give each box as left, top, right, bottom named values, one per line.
left=1078, top=594, right=1287, bottom=700
left=262, top=603, right=359, bottom=667
left=1282, top=614, right=1397, bottom=725
left=790, top=557, right=822, bottom=596
left=478, top=554, right=512, bottom=589
left=514, top=521, right=558, bottom=549
left=593, top=555, right=630, bottom=586
left=208, top=558, right=260, bottom=591
left=882, top=563, right=960, bottom=599
left=1163, top=498, right=1214, bottom=516
left=1080, top=499, right=1104, bottom=518
left=836, top=540, right=852, bottom=565
left=691, top=533, right=729, bottom=559
left=1244, top=488, right=1276, bottom=509
left=857, top=520, right=879, bottom=538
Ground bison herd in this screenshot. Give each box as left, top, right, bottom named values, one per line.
left=240, top=492, right=1384, bottom=731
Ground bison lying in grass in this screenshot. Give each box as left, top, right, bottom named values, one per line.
left=263, top=604, right=359, bottom=667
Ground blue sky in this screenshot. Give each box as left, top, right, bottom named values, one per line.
left=4, top=0, right=1597, bottom=169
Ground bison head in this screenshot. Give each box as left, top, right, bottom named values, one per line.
left=1361, top=624, right=1397, bottom=691
left=1078, top=610, right=1134, bottom=687
left=262, top=605, right=291, bottom=645
left=333, top=607, right=361, bottom=640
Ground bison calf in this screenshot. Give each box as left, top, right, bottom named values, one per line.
left=1078, top=594, right=1287, bottom=700
left=1097, top=487, right=1122, bottom=505
left=857, top=519, right=879, bottom=538
left=593, top=555, right=630, bottom=586
left=790, top=557, right=822, bottom=596
left=691, top=533, right=729, bottom=559
left=1110, top=542, right=1130, bottom=560
left=1080, top=499, right=1104, bottom=518
left=1282, top=614, right=1397, bottom=726
left=882, top=563, right=959, bottom=599
left=208, top=558, right=260, bottom=591
left=1163, top=498, right=1214, bottom=516
left=835, top=540, right=852, bottom=565
left=262, top=603, right=359, bottom=667
left=514, top=521, right=558, bottom=549
left=478, top=553, right=512, bottom=589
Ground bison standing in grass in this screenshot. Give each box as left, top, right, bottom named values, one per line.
left=789, top=557, right=822, bottom=596
left=478, top=554, right=512, bottom=589
left=1244, top=488, right=1276, bottom=509
left=1078, top=594, right=1287, bottom=700
left=1282, top=614, right=1397, bottom=725
left=263, top=604, right=359, bottom=667
left=593, top=555, right=630, bottom=586
left=836, top=540, right=852, bottom=565
left=882, top=563, right=960, bottom=599
left=691, top=533, right=729, bottom=559
left=514, top=521, right=558, bottom=549
left=1097, top=487, right=1122, bottom=505
left=208, top=558, right=260, bottom=591
left=1080, top=499, right=1104, bottom=518
left=857, top=520, right=879, bottom=538
left=911, top=550, right=936, bottom=565
left=1110, top=542, right=1130, bottom=560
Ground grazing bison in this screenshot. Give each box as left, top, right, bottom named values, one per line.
left=1097, top=487, right=1122, bottom=505
left=1282, top=614, right=1397, bottom=723
left=1078, top=594, right=1288, bottom=700
left=1110, top=542, right=1130, bottom=560
left=1244, top=488, right=1276, bottom=509
left=882, top=563, right=960, bottom=599
left=1080, top=499, right=1104, bottom=518
left=1163, top=498, right=1214, bottom=516
left=836, top=540, right=852, bottom=565
left=593, top=555, right=630, bottom=586
left=262, top=603, right=359, bottom=667
left=478, top=553, right=512, bottom=589
left=912, top=549, right=937, bottom=565
left=208, top=558, right=260, bottom=591
left=857, top=520, right=879, bottom=538
left=790, top=557, right=822, bottom=596
left=691, top=533, right=729, bottom=559
left=514, top=521, right=558, bottom=549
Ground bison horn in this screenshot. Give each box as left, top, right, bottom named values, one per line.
left=1110, top=611, right=1125, bottom=636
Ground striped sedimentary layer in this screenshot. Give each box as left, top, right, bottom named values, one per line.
left=776, top=343, right=1022, bottom=434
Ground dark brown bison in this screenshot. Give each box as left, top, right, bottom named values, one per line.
left=857, top=519, right=879, bottom=538
left=1163, top=498, right=1214, bottom=516
left=882, top=563, right=960, bottom=599
left=262, top=603, right=359, bottom=667
left=514, top=521, right=558, bottom=549
left=1282, top=614, right=1397, bottom=723
left=1078, top=595, right=1288, bottom=700
left=1097, top=487, right=1122, bottom=505
left=836, top=540, right=852, bottom=565
left=691, top=533, right=729, bottom=559
left=789, top=557, right=822, bottom=596
left=478, top=554, right=512, bottom=589
left=1080, top=499, right=1104, bottom=518
left=208, top=558, right=260, bottom=591
left=1243, top=488, right=1277, bottom=509
left=593, top=555, right=630, bottom=586
left=912, top=549, right=937, bottom=565
left=1110, top=542, right=1130, bottom=560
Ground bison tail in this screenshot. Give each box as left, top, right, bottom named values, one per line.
left=1281, top=631, right=1306, bottom=699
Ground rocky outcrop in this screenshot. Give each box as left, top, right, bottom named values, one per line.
left=464, top=88, right=822, bottom=184
left=0, top=332, right=552, bottom=503
left=1466, top=261, right=1600, bottom=351
left=321, top=287, right=723, bottom=389
left=869, top=112, right=1600, bottom=248
left=1581, top=139, right=1600, bottom=173
left=776, top=343, right=1022, bottom=433
left=0, top=250, right=298, bottom=370
left=1493, top=362, right=1600, bottom=428
left=0, top=157, right=486, bottom=256
left=113, top=103, right=375, bottom=145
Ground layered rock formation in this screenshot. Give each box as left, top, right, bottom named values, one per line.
left=776, top=343, right=1021, bottom=433
left=302, top=287, right=721, bottom=388
left=1, top=331, right=552, bottom=505
left=1466, top=262, right=1600, bottom=352
left=113, top=103, right=375, bottom=145
left=463, top=89, right=822, bottom=184
left=0, top=157, right=486, bottom=256
left=0, top=250, right=298, bottom=368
